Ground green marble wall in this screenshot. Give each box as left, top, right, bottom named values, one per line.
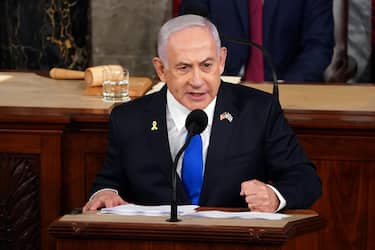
left=0, top=0, right=89, bottom=70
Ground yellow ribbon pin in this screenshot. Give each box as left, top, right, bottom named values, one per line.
left=151, top=121, right=158, bottom=131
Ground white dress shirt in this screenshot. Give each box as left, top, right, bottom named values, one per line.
left=166, top=89, right=216, bottom=177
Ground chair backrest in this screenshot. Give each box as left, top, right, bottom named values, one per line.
left=324, top=0, right=358, bottom=82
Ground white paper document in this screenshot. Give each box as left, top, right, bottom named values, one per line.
left=101, top=204, right=198, bottom=216
left=189, top=210, right=290, bottom=220
left=101, top=204, right=289, bottom=220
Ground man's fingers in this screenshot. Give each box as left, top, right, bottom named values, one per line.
left=240, top=179, right=262, bottom=195
left=82, top=205, right=89, bottom=212
left=82, top=202, right=96, bottom=212
left=87, top=199, right=104, bottom=211
left=82, top=191, right=127, bottom=213
left=248, top=203, right=261, bottom=212
left=240, top=179, right=279, bottom=212
left=104, top=196, right=126, bottom=208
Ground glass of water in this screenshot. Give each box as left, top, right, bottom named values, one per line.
left=102, top=67, right=130, bottom=102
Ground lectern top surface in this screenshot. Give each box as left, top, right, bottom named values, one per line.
left=58, top=211, right=318, bottom=229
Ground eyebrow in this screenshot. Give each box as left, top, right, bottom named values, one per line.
left=176, top=57, right=215, bottom=66
left=200, top=57, right=214, bottom=63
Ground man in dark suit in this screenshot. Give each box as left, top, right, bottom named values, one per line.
left=83, top=14, right=321, bottom=212
left=179, top=0, right=334, bottom=82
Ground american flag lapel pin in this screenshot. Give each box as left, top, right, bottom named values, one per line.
left=219, top=112, right=233, bottom=122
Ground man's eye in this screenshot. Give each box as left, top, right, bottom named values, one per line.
left=202, top=63, right=212, bottom=70
left=177, top=65, right=189, bottom=71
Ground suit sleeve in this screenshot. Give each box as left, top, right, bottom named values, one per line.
left=282, top=0, right=334, bottom=81
left=264, top=98, right=322, bottom=209
left=90, top=107, right=127, bottom=197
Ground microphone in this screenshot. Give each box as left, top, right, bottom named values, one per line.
left=168, top=109, right=208, bottom=222
left=179, top=4, right=279, bottom=102
left=220, top=35, right=279, bottom=102
left=185, top=109, right=209, bottom=136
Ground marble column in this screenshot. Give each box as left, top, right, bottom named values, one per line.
left=90, top=0, right=172, bottom=77
left=0, top=0, right=89, bottom=70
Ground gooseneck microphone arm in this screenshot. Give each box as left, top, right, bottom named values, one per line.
left=168, top=132, right=194, bottom=222
left=167, top=109, right=208, bottom=222
left=220, top=35, right=279, bottom=102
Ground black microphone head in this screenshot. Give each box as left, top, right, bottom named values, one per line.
left=185, top=109, right=208, bottom=135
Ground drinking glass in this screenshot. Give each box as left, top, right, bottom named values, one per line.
left=102, top=67, right=130, bottom=102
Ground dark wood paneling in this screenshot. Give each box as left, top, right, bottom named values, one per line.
left=61, top=131, right=107, bottom=213
left=312, top=160, right=373, bottom=250
left=0, top=131, right=62, bottom=250
left=57, top=240, right=283, bottom=250
left=0, top=154, right=40, bottom=250
left=298, top=134, right=375, bottom=161
left=294, top=128, right=375, bottom=250
left=84, top=153, right=107, bottom=200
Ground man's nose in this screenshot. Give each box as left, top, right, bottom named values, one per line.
left=191, top=68, right=204, bottom=87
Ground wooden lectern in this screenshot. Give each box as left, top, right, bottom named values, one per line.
left=2, top=72, right=373, bottom=250
left=49, top=210, right=325, bottom=250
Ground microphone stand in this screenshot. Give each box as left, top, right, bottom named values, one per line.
left=220, top=36, right=279, bottom=102
left=167, top=132, right=194, bottom=222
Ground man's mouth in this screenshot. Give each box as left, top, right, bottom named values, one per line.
left=190, top=92, right=205, bottom=97
left=188, top=91, right=207, bottom=99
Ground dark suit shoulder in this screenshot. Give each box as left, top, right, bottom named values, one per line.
left=110, top=88, right=165, bottom=117
left=220, top=82, right=277, bottom=107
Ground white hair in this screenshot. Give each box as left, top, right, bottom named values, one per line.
left=157, top=14, right=221, bottom=67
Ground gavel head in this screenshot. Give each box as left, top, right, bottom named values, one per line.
left=84, top=65, right=124, bottom=86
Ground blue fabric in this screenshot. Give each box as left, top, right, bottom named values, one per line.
left=182, top=134, right=203, bottom=205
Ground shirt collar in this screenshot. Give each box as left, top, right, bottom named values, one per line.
left=166, top=89, right=216, bottom=132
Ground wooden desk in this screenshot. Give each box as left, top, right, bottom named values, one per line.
left=0, top=72, right=374, bottom=250
left=49, top=211, right=325, bottom=250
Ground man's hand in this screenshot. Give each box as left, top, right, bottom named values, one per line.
left=240, top=179, right=279, bottom=212
left=82, top=190, right=127, bottom=212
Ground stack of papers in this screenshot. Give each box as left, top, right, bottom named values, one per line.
left=101, top=204, right=198, bottom=216
left=100, top=204, right=290, bottom=220
left=191, top=210, right=289, bottom=220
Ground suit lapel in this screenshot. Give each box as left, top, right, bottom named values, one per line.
left=145, top=86, right=173, bottom=181
left=263, top=0, right=279, bottom=48
left=200, top=82, right=239, bottom=204
left=145, top=86, right=189, bottom=202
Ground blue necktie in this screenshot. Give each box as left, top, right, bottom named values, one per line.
left=182, top=134, right=203, bottom=205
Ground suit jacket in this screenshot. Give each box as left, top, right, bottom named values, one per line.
left=92, top=82, right=322, bottom=209
left=179, top=0, right=334, bottom=82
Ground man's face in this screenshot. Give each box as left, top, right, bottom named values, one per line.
left=153, top=26, right=227, bottom=110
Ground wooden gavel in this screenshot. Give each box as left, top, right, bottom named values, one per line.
left=49, top=65, right=124, bottom=86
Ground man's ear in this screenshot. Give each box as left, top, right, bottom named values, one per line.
left=152, top=57, right=167, bottom=82
left=219, top=47, right=227, bottom=75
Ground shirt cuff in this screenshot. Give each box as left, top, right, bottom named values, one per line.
left=89, top=188, right=119, bottom=201
left=267, top=184, right=286, bottom=212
